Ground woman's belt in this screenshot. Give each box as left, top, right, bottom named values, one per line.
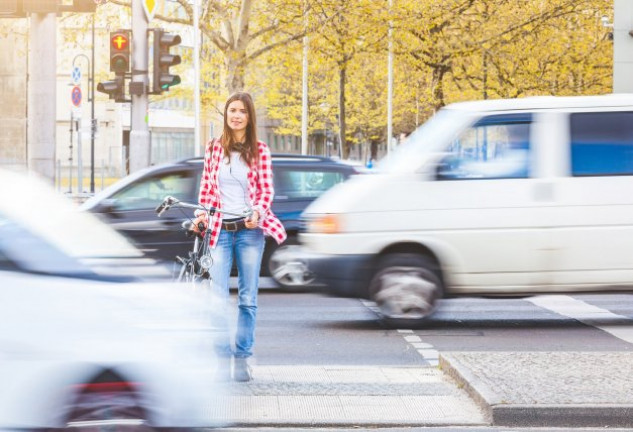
left=222, top=218, right=247, bottom=232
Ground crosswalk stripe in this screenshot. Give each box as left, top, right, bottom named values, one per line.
left=528, top=295, right=633, bottom=345
left=361, top=299, right=439, bottom=366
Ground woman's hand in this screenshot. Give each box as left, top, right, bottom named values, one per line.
left=192, top=214, right=208, bottom=233
left=245, top=210, right=259, bottom=229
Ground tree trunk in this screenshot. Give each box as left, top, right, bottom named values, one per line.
left=338, top=65, right=348, bottom=159
left=370, top=139, right=378, bottom=160
left=226, top=52, right=246, bottom=93
left=431, top=65, right=449, bottom=111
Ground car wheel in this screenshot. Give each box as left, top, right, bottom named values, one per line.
left=369, top=253, right=443, bottom=325
left=64, top=373, right=156, bottom=431
left=267, top=237, right=316, bottom=289
left=65, top=393, right=156, bottom=431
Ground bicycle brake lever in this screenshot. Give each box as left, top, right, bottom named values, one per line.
left=155, top=196, right=179, bottom=217
left=155, top=202, right=167, bottom=216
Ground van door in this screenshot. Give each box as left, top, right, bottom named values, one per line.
left=551, top=110, right=633, bottom=290
left=431, top=113, right=549, bottom=293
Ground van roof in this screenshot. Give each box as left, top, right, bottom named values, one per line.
left=445, top=93, right=633, bottom=113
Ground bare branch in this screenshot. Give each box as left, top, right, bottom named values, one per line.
left=240, top=31, right=305, bottom=65
left=202, top=27, right=230, bottom=52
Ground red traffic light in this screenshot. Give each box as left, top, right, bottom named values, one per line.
left=111, top=33, right=129, bottom=51
left=110, top=30, right=131, bottom=74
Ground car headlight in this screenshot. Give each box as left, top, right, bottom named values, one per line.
left=306, top=214, right=342, bottom=234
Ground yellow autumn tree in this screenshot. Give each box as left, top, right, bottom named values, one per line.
left=394, top=0, right=612, bottom=117
left=258, top=0, right=389, bottom=158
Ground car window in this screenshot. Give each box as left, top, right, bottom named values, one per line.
left=436, top=115, right=531, bottom=180
left=111, top=171, right=196, bottom=211
left=0, top=212, right=98, bottom=277
left=379, top=109, right=473, bottom=173
left=274, top=168, right=346, bottom=199
left=570, top=111, right=633, bottom=176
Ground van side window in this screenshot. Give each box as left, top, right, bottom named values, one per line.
left=570, top=112, right=633, bottom=176
left=436, top=118, right=531, bottom=180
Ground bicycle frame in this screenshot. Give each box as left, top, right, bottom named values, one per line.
left=155, top=196, right=252, bottom=285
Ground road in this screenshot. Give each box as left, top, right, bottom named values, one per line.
left=254, top=289, right=633, bottom=366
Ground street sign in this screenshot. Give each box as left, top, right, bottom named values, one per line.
left=71, top=66, right=81, bottom=85
left=71, top=85, right=82, bottom=107
left=142, top=0, right=156, bottom=22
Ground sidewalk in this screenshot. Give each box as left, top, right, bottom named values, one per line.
left=202, top=352, right=633, bottom=429
left=440, top=351, right=633, bottom=428
left=204, top=364, right=487, bottom=428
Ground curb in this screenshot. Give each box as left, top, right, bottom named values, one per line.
left=492, top=404, right=633, bottom=428
left=217, top=420, right=485, bottom=428
left=439, top=353, right=633, bottom=428
left=439, top=353, right=494, bottom=423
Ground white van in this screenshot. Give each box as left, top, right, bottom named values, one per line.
left=299, top=94, right=633, bottom=324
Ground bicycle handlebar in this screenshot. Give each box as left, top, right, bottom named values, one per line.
left=155, top=195, right=253, bottom=218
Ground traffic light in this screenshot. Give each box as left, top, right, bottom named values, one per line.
left=110, top=30, right=131, bottom=75
left=152, top=29, right=181, bottom=94
left=96, top=75, right=124, bottom=102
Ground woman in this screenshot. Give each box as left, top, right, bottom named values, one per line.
left=195, top=91, right=286, bottom=382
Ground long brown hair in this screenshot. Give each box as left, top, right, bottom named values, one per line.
left=220, top=91, right=258, bottom=166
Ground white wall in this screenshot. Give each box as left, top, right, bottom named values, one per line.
left=614, top=0, right=633, bottom=93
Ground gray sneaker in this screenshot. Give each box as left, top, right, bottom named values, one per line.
left=233, top=357, right=252, bottom=382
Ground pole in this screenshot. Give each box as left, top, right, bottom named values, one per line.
left=193, top=0, right=201, bottom=156
left=27, top=12, right=57, bottom=182
left=387, top=0, right=393, bottom=156
left=129, top=0, right=151, bottom=173
left=72, top=53, right=91, bottom=192
left=68, top=111, right=73, bottom=193
left=482, top=50, right=488, bottom=100
left=301, top=0, right=309, bottom=155
left=90, top=15, right=96, bottom=192
left=77, top=118, right=83, bottom=192
left=56, top=159, right=61, bottom=192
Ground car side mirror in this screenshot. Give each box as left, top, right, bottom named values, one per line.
left=435, top=156, right=460, bottom=180
left=99, top=198, right=119, bottom=214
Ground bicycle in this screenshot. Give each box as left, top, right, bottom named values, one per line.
left=155, top=195, right=252, bottom=285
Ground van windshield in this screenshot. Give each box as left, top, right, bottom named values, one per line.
left=378, top=109, right=472, bottom=173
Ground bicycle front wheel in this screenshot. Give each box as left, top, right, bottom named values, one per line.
left=176, top=257, right=195, bottom=283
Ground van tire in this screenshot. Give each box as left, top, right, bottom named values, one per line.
left=369, top=253, right=442, bottom=326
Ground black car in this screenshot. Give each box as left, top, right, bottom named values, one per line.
left=80, top=154, right=358, bottom=288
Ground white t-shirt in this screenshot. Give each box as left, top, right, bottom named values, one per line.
left=218, top=151, right=250, bottom=218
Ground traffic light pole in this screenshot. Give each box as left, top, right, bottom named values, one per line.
left=90, top=14, right=96, bottom=193
left=129, top=0, right=150, bottom=174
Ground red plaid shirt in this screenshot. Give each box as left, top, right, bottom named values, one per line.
left=198, top=138, right=287, bottom=248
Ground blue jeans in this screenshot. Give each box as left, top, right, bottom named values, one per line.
left=208, top=227, right=265, bottom=359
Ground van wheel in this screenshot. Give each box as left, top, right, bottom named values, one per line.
left=369, top=253, right=442, bottom=325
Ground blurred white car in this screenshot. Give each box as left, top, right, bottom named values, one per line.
left=0, top=168, right=226, bottom=429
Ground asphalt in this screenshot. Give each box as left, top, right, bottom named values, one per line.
left=202, top=352, right=633, bottom=429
